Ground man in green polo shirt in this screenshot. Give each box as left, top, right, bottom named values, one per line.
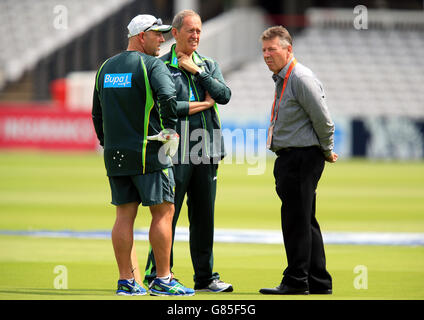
left=92, top=14, right=194, bottom=296
left=143, top=10, right=233, bottom=293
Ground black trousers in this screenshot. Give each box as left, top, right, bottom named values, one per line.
left=274, top=146, right=332, bottom=291
left=144, top=162, right=219, bottom=287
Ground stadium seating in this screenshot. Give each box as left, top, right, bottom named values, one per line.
left=0, top=0, right=133, bottom=90
left=221, top=25, right=424, bottom=122
left=1, top=4, right=422, bottom=119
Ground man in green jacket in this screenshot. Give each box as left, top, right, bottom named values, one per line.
left=144, top=10, right=233, bottom=293
left=92, top=14, right=194, bottom=296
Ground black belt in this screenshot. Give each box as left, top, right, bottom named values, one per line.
left=276, top=146, right=318, bottom=156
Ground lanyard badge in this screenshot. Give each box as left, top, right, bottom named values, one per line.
left=266, top=122, right=275, bottom=150
left=267, top=58, right=297, bottom=149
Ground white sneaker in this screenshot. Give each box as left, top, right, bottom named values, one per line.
left=195, top=279, right=233, bottom=293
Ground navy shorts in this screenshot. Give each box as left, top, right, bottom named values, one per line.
left=108, top=168, right=175, bottom=206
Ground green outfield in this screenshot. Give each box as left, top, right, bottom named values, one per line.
left=0, top=151, right=423, bottom=300
left=1, top=236, right=423, bottom=300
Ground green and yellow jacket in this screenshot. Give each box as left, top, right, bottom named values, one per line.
left=161, top=44, right=231, bottom=164
left=92, top=50, right=177, bottom=176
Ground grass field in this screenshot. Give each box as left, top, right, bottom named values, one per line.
left=1, top=236, right=423, bottom=300
left=0, top=151, right=423, bottom=300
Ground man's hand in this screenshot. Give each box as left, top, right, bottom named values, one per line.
left=177, top=52, right=201, bottom=74
left=204, top=91, right=215, bottom=107
left=147, top=129, right=180, bottom=157
left=188, top=91, right=215, bottom=115
left=325, top=151, right=338, bottom=163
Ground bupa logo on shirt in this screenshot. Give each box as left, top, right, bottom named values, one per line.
left=104, top=73, right=132, bottom=88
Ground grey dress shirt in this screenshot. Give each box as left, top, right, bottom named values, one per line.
left=269, top=57, right=335, bottom=157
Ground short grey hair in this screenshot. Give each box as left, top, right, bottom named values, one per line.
left=172, top=9, right=201, bottom=30
left=260, top=26, right=292, bottom=48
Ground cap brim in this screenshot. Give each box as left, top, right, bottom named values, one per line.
left=149, top=25, right=172, bottom=33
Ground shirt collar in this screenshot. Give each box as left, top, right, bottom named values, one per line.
left=272, top=56, right=295, bottom=83
left=170, top=44, right=204, bottom=69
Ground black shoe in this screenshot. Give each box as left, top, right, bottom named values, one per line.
left=310, top=288, right=332, bottom=294
left=259, top=284, right=309, bottom=295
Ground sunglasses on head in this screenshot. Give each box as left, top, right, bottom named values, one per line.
left=143, top=18, right=163, bottom=32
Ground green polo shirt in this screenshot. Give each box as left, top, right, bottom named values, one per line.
left=92, top=50, right=178, bottom=176
left=161, top=44, right=231, bottom=163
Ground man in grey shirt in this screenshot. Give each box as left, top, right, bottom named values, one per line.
left=259, top=26, right=338, bottom=295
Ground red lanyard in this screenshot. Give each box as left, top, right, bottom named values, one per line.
left=270, top=58, right=297, bottom=123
